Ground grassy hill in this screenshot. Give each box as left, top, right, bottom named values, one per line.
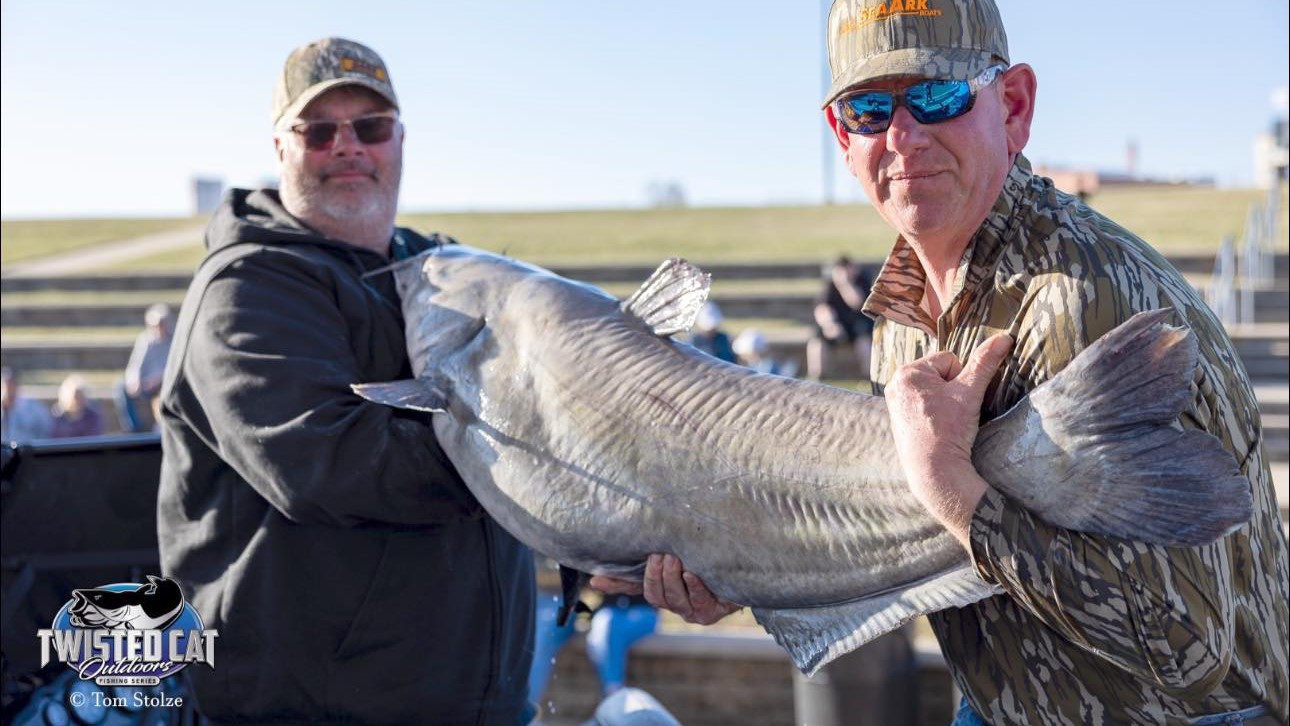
left=1, top=185, right=1285, bottom=271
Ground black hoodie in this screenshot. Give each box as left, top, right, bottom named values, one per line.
left=158, top=189, right=535, bottom=724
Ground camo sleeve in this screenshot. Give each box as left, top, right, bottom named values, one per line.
left=969, top=487, right=1235, bottom=695
left=965, top=273, right=1237, bottom=696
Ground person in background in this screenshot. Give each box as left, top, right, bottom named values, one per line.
left=732, top=328, right=784, bottom=376
left=115, top=303, right=174, bottom=432
left=1, top=367, right=53, bottom=442
left=806, top=255, right=873, bottom=381
left=50, top=374, right=104, bottom=438
left=688, top=302, right=736, bottom=363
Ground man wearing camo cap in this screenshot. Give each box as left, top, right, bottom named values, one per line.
left=819, top=0, right=1287, bottom=722
left=158, top=38, right=537, bottom=723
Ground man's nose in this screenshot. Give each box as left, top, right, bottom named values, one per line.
left=885, top=106, right=931, bottom=154
left=330, top=121, right=365, bottom=155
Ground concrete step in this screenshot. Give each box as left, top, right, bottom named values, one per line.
left=0, top=261, right=833, bottom=294
left=4, top=318, right=1283, bottom=380
left=1272, top=462, right=1289, bottom=523
left=1265, top=414, right=1290, bottom=463
left=760, top=326, right=1288, bottom=381
left=1255, top=384, right=1289, bottom=416
left=0, top=340, right=134, bottom=371
left=1229, top=324, right=1290, bottom=383
left=1, top=303, right=178, bottom=328
left=1168, top=251, right=1290, bottom=278
left=2, top=253, right=1283, bottom=293
left=0, top=273, right=193, bottom=293
left=4, top=278, right=1286, bottom=331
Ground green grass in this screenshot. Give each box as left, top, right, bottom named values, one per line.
left=1, top=217, right=205, bottom=266
left=100, top=244, right=206, bottom=272
left=9, top=185, right=1288, bottom=272
left=1084, top=186, right=1289, bottom=253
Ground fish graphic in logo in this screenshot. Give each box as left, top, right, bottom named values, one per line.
left=69, top=576, right=185, bottom=631
left=37, top=576, right=218, bottom=686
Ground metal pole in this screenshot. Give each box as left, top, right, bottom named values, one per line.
left=821, top=0, right=835, bottom=205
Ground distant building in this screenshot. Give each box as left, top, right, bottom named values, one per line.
left=1035, top=165, right=1214, bottom=198
left=1035, top=167, right=1101, bottom=197
left=192, top=177, right=225, bottom=215
left=1254, top=118, right=1289, bottom=190
left=645, top=180, right=687, bottom=208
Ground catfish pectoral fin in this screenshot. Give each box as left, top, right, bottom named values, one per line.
left=754, top=566, right=999, bottom=675
left=352, top=379, right=449, bottom=413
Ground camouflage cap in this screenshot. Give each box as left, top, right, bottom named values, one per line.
left=823, top=0, right=1009, bottom=107
left=272, top=37, right=398, bottom=127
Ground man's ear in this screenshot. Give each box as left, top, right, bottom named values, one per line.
left=824, top=105, right=852, bottom=154
left=273, top=132, right=286, bottom=162
left=999, top=63, right=1036, bottom=156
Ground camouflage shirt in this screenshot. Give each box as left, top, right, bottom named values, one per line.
left=865, top=157, right=1289, bottom=724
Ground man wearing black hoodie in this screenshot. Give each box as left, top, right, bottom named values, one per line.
left=157, top=38, right=535, bottom=724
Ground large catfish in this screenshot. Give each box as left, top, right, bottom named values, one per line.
left=356, top=244, right=1251, bottom=675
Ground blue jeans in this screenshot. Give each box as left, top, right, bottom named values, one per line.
left=952, top=698, right=1269, bottom=725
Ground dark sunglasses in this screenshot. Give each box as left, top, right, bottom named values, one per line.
left=833, top=64, right=1007, bottom=135
left=287, top=114, right=399, bottom=152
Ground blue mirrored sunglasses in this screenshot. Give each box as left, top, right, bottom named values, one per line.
left=833, top=64, right=1007, bottom=135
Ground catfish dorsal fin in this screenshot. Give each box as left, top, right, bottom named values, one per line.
left=620, top=258, right=711, bottom=338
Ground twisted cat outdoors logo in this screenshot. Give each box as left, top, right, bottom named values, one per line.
left=36, top=576, right=218, bottom=686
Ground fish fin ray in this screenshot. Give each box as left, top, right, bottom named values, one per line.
left=754, top=566, right=998, bottom=675
left=1042, top=428, right=1248, bottom=546
left=978, top=308, right=1251, bottom=547
left=620, top=258, right=711, bottom=338
left=352, top=379, right=449, bottom=413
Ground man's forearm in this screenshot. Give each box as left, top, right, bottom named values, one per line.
left=904, top=457, right=988, bottom=551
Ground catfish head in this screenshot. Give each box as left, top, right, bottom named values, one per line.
left=388, top=245, right=545, bottom=377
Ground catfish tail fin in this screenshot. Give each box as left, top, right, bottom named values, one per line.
left=975, top=308, right=1252, bottom=547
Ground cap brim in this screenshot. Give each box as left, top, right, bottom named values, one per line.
left=822, top=47, right=998, bottom=108
left=274, top=77, right=399, bottom=127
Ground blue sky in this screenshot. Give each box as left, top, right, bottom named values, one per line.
left=2, top=0, right=1286, bottom=218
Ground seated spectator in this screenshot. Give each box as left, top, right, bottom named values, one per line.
left=806, top=256, right=873, bottom=381
left=51, top=374, right=105, bottom=438
left=688, top=302, right=736, bottom=363
left=114, top=303, right=174, bottom=432
left=732, top=329, right=790, bottom=376
left=1, top=366, right=53, bottom=442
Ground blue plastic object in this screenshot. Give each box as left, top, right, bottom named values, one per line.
left=585, top=597, right=658, bottom=695
left=527, top=593, right=579, bottom=703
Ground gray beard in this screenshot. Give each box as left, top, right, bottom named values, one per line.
left=279, top=163, right=401, bottom=244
